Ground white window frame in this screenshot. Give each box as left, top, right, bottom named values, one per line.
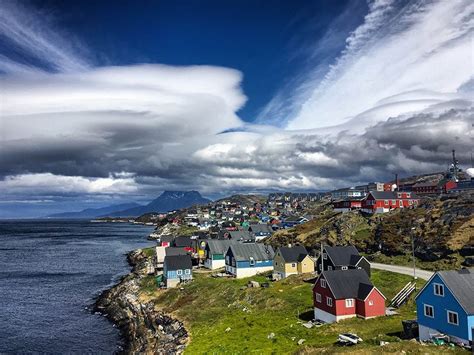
left=177, top=269, right=183, bottom=276
left=369, top=300, right=374, bottom=306
left=320, top=279, right=326, bottom=288
left=433, top=283, right=444, bottom=297
left=249, top=257, right=255, bottom=266
left=326, top=296, right=333, bottom=307
left=424, top=304, right=434, bottom=318
left=328, top=266, right=333, bottom=270
left=323, top=253, right=327, bottom=260
left=316, top=293, right=321, bottom=303
left=447, top=311, right=459, bottom=325
left=384, top=200, right=388, bottom=206
left=185, top=269, right=191, bottom=275
left=345, top=298, right=354, bottom=308
left=341, top=266, right=348, bottom=270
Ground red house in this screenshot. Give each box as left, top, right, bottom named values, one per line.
left=412, top=179, right=457, bottom=195
left=313, top=269, right=386, bottom=323
left=332, top=198, right=363, bottom=212
left=361, top=191, right=420, bottom=214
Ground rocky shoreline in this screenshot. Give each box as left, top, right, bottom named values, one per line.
left=94, top=249, right=188, bottom=354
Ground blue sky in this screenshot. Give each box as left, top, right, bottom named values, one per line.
left=0, top=0, right=472, bottom=217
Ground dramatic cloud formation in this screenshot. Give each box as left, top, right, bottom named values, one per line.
left=0, top=0, right=473, bottom=217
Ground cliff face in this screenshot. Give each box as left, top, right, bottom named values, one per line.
left=94, top=250, right=187, bottom=354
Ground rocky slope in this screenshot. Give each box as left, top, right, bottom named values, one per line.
left=94, top=250, right=188, bottom=354
left=266, top=193, right=474, bottom=266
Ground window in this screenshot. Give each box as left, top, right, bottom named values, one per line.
left=341, top=266, right=348, bottom=270
left=345, top=299, right=354, bottom=308
left=323, top=253, right=327, bottom=260
left=316, top=293, right=321, bottom=303
left=369, top=300, right=374, bottom=306
left=328, top=266, right=333, bottom=270
left=392, top=199, right=396, bottom=205
left=249, top=257, right=255, bottom=266
left=275, top=261, right=278, bottom=266
left=399, top=200, right=403, bottom=207
left=447, top=311, right=459, bottom=325
left=291, top=263, right=296, bottom=267
left=433, top=283, right=444, bottom=296
left=424, top=304, right=434, bottom=318
left=384, top=200, right=388, bottom=206
left=185, top=269, right=191, bottom=275
left=177, top=269, right=183, bottom=276
left=321, top=279, right=326, bottom=288
left=407, top=193, right=411, bottom=198
left=326, top=297, right=333, bottom=307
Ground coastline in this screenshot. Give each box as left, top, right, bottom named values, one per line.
left=94, top=249, right=188, bottom=354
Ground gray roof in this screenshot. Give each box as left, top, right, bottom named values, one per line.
left=164, top=255, right=192, bottom=270
left=206, top=239, right=236, bottom=255
left=278, top=245, right=308, bottom=263
left=228, top=243, right=274, bottom=261
left=249, top=224, right=273, bottom=234
left=325, top=245, right=360, bottom=266
left=438, top=269, right=474, bottom=314
left=321, top=269, right=374, bottom=299
left=165, top=247, right=190, bottom=256
left=367, top=191, right=420, bottom=200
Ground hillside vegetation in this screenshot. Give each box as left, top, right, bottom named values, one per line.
left=266, top=193, right=474, bottom=270
left=138, top=270, right=465, bottom=354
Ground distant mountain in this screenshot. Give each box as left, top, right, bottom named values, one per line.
left=47, top=202, right=142, bottom=219
left=107, top=191, right=211, bottom=217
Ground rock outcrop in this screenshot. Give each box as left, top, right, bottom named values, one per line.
left=94, top=250, right=188, bottom=354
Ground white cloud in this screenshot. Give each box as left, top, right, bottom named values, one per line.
left=0, top=173, right=139, bottom=195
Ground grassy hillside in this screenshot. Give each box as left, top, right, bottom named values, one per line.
left=138, top=270, right=466, bottom=354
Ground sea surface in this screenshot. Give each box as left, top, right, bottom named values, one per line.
left=0, top=220, right=155, bottom=353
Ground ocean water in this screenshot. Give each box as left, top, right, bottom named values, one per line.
left=0, top=220, right=155, bottom=353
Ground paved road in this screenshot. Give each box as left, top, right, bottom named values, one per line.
left=371, top=262, right=434, bottom=280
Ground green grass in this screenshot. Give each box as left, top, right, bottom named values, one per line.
left=141, top=246, right=155, bottom=258
left=140, top=270, right=467, bottom=354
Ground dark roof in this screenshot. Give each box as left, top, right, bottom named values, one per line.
left=228, top=243, right=274, bottom=261
left=206, top=240, right=236, bottom=255
left=278, top=245, right=309, bottom=263
left=174, top=236, right=193, bottom=247
left=160, top=235, right=174, bottom=243
left=438, top=269, right=474, bottom=314
left=165, top=247, right=189, bottom=256
left=321, top=269, right=374, bottom=299
left=227, top=230, right=254, bottom=241
left=368, top=191, right=420, bottom=200
left=164, top=255, right=192, bottom=270
left=249, top=224, right=273, bottom=234
left=325, top=245, right=360, bottom=266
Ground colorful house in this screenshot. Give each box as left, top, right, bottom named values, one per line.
left=415, top=269, right=474, bottom=346
left=273, top=245, right=315, bottom=279
left=204, top=240, right=236, bottom=270
left=316, top=245, right=371, bottom=277
left=159, top=235, right=174, bottom=247
left=313, top=269, right=386, bottom=323
left=163, top=254, right=193, bottom=288
left=361, top=191, right=420, bottom=214
left=225, top=243, right=274, bottom=278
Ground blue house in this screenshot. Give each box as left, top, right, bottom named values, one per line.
left=225, top=243, right=274, bottom=278
left=163, top=254, right=193, bottom=288
left=415, top=269, right=474, bottom=346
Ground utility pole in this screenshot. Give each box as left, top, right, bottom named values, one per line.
left=411, top=227, right=417, bottom=287
left=320, top=242, right=324, bottom=273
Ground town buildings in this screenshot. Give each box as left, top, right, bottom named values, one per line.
left=225, top=243, right=274, bottom=278
left=273, top=245, right=315, bottom=279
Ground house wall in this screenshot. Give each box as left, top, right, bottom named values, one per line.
left=357, top=288, right=385, bottom=318
left=356, top=258, right=371, bottom=277
left=297, top=255, right=315, bottom=274
left=313, top=276, right=335, bottom=315
left=335, top=298, right=356, bottom=317
left=416, top=274, right=470, bottom=342
left=273, top=253, right=286, bottom=274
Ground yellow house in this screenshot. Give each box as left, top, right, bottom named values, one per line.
left=273, top=245, right=315, bottom=279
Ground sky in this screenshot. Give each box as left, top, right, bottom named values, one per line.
left=0, top=0, right=473, bottom=218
